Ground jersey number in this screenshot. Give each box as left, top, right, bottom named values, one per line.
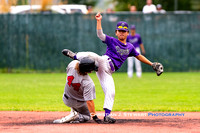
left=67, top=76, right=81, bottom=91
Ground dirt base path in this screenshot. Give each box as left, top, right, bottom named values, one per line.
left=0, top=111, right=200, bottom=133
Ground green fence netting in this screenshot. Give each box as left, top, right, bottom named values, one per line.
left=0, top=12, right=200, bottom=72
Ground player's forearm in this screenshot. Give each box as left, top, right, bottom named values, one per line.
left=96, top=19, right=102, bottom=30
left=86, top=100, right=96, bottom=117
left=96, top=18, right=106, bottom=41
left=136, top=54, right=153, bottom=66
left=95, top=12, right=105, bottom=40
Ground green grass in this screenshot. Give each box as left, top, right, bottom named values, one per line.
left=0, top=72, right=199, bottom=112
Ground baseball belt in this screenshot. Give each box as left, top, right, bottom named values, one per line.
left=108, top=58, right=115, bottom=72
left=64, top=94, right=69, bottom=99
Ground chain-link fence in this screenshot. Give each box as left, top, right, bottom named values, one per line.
left=0, top=12, right=200, bottom=72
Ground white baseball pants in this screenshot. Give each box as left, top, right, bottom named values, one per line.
left=76, top=52, right=115, bottom=110
left=127, top=47, right=142, bottom=78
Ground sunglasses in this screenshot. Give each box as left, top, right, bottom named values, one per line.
left=118, top=26, right=128, bottom=29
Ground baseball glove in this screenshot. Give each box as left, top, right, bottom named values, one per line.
left=152, top=62, right=164, bottom=76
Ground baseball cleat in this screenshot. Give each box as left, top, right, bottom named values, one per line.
left=53, top=110, right=78, bottom=124
left=104, top=115, right=116, bottom=124
left=70, top=120, right=80, bottom=124
left=62, top=49, right=76, bottom=59
left=69, top=116, right=86, bottom=124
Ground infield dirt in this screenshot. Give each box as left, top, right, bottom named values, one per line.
left=0, top=111, right=199, bottom=133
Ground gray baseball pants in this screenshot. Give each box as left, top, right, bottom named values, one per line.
left=62, top=94, right=91, bottom=122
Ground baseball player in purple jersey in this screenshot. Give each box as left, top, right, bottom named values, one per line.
left=126, top=25, right=146, bottom=78
left=62, top=12, right=163, bottom=123
left=53, top=57, right=101, bottom=124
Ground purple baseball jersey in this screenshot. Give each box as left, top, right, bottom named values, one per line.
left=103, top=35, right=139, bottom=71
left=126, top=34, right=142, bottom=48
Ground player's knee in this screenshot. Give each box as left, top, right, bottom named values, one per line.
left=105, top=87, right=115, bottom=99
left=110, top=90, right=115, bottom=98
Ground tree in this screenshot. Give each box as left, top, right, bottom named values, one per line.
left=112, top=0, right=194, bottom=11
left=17, top=0, right=28, bottom=5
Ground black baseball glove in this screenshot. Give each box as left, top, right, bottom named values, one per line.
left=92, top=115, right=102, bottom=124
left=152, top=62, right=164, bottom=76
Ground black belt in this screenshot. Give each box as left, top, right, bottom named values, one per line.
left=64, top=94, right=68, bottom=99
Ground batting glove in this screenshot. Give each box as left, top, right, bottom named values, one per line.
left=92, top=115, right=102, bottom=124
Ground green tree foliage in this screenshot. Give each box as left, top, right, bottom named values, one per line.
left=17, top=0, right=28, bottom=5
left=112, top=0, right=193, bottom=11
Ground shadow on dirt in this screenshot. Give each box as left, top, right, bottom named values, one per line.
left=3, top=118, right=200, bottom=128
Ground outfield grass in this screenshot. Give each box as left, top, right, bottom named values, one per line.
left=0, top=72, right=199, bottom=112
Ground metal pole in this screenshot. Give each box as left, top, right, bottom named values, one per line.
left=28, top=0, right=31, bottom=13
left=174, top=0, right=178, bottom=11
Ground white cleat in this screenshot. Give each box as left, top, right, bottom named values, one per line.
left=53, top=110, right=78, bottom=124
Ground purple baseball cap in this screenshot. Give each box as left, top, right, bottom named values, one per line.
left=116, top=21, right=129, bottom=32
left=130, top=25, right=136, bottom=30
